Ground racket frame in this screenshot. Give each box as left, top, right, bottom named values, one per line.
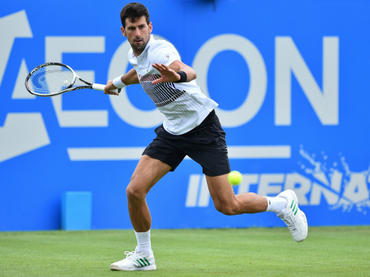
left=25, top=62, right=114, bottom=97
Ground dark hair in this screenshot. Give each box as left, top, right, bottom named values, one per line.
left=120, top=2, right=150, bottom=28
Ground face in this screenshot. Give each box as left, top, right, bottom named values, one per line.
left=122, top=16, right=152, bottom=56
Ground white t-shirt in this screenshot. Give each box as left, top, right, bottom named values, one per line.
left=128, top=35, right=218, bottom=135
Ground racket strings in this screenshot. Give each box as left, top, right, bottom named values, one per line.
left=28, top=65, right=75, bottom=95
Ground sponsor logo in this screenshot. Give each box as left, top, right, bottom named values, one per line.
left=186, top=147, right=370, bottom=214
left=298, top=146, right=370, bottom=214
left=1, top=10, right=340, bottom=162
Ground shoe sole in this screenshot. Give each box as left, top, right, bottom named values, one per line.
left=296, top=210, right=308, bottom=242
left=110, top=265, right=157, bottom=271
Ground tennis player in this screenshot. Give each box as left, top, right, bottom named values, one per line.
left=105, top=2, right=308, bottom=271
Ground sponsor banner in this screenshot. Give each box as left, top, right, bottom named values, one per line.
left=0, top=0, right=369, bottom=230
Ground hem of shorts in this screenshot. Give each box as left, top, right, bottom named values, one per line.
left=142, top=153, right=176, bottom=172
left=203, top=169, right=231, bottom=177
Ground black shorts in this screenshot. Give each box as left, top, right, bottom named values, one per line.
left=143, top=110, right=230, bottom=176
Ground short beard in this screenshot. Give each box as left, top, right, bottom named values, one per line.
left=131, top=42, right=147, bottom=55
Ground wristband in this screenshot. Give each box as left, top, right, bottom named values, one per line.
left=112, top=75, right=127, bottom=88
left=176, top=71, right=187, bottom=83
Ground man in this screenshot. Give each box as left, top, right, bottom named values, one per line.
left=105, top=2, right=308, bottom=271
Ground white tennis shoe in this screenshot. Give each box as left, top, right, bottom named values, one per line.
left=277, top=189, right=308, bottom=242
left=110, top=250, right=156, bottom=271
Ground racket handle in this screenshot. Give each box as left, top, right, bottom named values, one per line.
left=92, top=83, right=106, bottom=91
left=92, top=83, right=120, bottom=93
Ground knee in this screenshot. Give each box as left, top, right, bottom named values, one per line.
left=214, top=201, right=238, bottom=215
left=126, top=183, right=147, bottom=201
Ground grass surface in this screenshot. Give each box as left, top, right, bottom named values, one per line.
left=0, top=226, right=369, bottom=277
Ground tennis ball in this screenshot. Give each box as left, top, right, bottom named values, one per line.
left=228, top=170, right=242, bottom=185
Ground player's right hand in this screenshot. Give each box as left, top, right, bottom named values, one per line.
left=104, top=80, right=120, bottom=96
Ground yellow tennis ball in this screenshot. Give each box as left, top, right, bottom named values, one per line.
left=228, top=170, right=242, bottom=185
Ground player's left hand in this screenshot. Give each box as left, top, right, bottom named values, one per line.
left=152, top=63, right=180, bottom=84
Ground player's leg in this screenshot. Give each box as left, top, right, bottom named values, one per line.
left=206, top=174, right=267, bottom=214
left=110, top=155, right=171, bottom=271
left=126, top=154, right=171, bottom=232
left=185, top=111, right=307, bottom=242
left=111, top=124, right=185, bottom=271
left=206, top=174, right=307, bottom=242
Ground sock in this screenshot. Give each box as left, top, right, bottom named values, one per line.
left=134, top=230, right=152, bottom=254
left=265, top=196, right=288, bottom=213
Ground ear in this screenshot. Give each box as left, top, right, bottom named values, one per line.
left=121, top=26, right=126, bottom=37
left=148, top=22, right=153, bottom=33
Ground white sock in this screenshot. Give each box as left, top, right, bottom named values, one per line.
left=134, top=230, right=152, bottom=254
left=265, top=196, right=288, bottom=213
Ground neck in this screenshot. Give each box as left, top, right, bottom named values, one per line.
left=133, top=49, right=143, bottom=57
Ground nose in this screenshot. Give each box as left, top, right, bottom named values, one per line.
left=134, top=28, right=141, bottom=37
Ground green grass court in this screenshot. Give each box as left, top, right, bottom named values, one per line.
left=0, top=226, right=369, bottom=277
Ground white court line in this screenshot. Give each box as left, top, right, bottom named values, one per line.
left=67, top=145, right=291, bottom=161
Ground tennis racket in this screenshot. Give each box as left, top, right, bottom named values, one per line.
left=25, top=62, right=120, bottom=97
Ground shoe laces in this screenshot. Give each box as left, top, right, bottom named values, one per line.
left=280, top=210, right=297, bottom=232
left=277, top=195, right=299, bottom=231
left=124, top=251, right=137, bottom=261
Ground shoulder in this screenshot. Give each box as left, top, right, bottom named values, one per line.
left=151, top=36, right=176, bottom=51
left=127, top=48, right=136, bottom=66
left=149, top=36, right=180, bottom=60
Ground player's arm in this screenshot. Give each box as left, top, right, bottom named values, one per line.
left=104, top=68, right=139, bottom=95
left=152, top=60, right=196, bottom=85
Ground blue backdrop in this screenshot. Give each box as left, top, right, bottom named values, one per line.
left=1, top=0, right=369, bottom=231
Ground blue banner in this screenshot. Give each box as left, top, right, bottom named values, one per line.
left=1, top=0, right=369, bottom=231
